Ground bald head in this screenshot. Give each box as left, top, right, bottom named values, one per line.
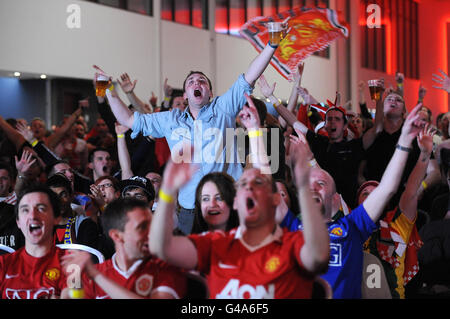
left=309, top=168, right=336, bottom=220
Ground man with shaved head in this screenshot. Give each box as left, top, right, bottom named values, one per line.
left=280, top=103, right=424, bottom=298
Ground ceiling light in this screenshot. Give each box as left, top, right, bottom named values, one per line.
left=14, top=72, right=20, bottom=77
left=40, top=74, right=47, bottom=79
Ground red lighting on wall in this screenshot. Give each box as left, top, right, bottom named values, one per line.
left=359, top=18, right=395, bottom=75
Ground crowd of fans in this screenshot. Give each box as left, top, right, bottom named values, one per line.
left=1, top=23, right=450, bottom=299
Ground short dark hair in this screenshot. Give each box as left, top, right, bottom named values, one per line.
left=15, top=184, right=61, bottom=219
left=0, top=162, right=15, bottom=179
left=46, top=160, right=71, bottom=177
left=192, top=172, right=239, bottom=234
left=46, top=174, right=73, bottom=196
left=325, top=107, right=348, bottom=124
left=101, top=198, right=150, bottom=237
left=183, top=71, right=212, bottom=92
left=88, top=147, right=110, bottom=163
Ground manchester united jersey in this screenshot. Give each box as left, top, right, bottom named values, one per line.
left=83, top=254, right=187, bottom=299
left=188, top=226, right=314, bottom=299
left=0, top=246, right=67, bottom=299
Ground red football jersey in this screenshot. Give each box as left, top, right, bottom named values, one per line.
left=0, top=246, right=67, bottom=299
left=83, top=254, right=187, bottom=299
left=188, top=226, right=314, bottom=299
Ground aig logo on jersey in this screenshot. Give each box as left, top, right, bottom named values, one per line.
left=45, top=268, right=61, bottom=281
left=135, top=274, right=153, bottom=297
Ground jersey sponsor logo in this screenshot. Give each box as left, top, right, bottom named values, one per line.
left=5, top=287, right=56, bottom=299
left=264, top=256, right=281, bottom=273
left=45, top=268, right=61, bottom=281
left=135, top=274, right=153, bottom=297
left=218, top=261, right=238, bottom=269
left=216, top=279, right=275, bottom=299
left=329, top=243, right=342, bottom=267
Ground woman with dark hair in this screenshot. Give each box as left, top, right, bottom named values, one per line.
left=191, top=172, right=239, bottom=234
left=275, top=179, right=300, bottom=218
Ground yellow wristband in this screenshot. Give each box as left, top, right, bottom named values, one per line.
left=248, top=130, right=263, bottom=138
left=159, top=189, right=174, bottom=203
left=272, top=103, right=279, bottom=109
left=117, top=134, right=125, bottom=138
left=31, top=139, right=39, bottom=147
left=164, top=97, right=170, bottom=102
left=308, top=158, right=317, bottom=167
left=69, top=288, right=85, bottom=299
left=421, top=181, right=428, bottom=190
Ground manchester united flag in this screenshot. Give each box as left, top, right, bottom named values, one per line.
left=240, top=7, right=350, bottom=81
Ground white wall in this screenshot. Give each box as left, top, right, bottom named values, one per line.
left=0, top=0, right=157, bottom=101
left=0, top=0, right=340, bottom=122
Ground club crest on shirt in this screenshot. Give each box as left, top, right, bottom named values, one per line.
left=329, top=225, right=347, bottom=238
left=45, top=268, right=60, bottom=281
left=135, top=274, right=153, bottom=297
left=264, top=256, right=281, bottom=273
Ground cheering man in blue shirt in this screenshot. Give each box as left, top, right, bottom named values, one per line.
left=95, top=21, right=289, bottom=235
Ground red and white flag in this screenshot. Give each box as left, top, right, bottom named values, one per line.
left=240, top=7, right=350, bottom=81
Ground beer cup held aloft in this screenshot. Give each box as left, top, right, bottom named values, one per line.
left=267, top=22, right=284, bottom=46
left=368, top=80, right=382, bottom=101
left=96, top=75, right=111, bottom=97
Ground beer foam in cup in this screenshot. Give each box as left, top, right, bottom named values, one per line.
left=267, top=22, right=283, bottom=32
left=97, top=74, right=109, bottom=82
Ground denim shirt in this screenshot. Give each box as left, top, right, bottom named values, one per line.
left=131, top=74, right=253, bottom=209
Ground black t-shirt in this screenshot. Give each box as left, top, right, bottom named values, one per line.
left=54, top=215, right=100, bottom=249
left=306, top=130, right=365, bottom=208
left=364, top=126, right=420, bottom=209
left=0, top=203, right=25, bottom=251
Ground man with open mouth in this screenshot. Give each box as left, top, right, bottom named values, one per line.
left=98, top=18, right=290, bottom=235
left=0, top=185, right=67, bottom=299
left=278, top=103, right=424, bottom=299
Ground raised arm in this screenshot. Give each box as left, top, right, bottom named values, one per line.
left=395, top=72, right=405, bottom=97
left=0, top=116, right=26, bottom=152
left=239, top=93, right=271, bottom=174
left=115, top=123, right=133, bottom=180
left=287, top=131, right=329, bottom=273
left=117, top=73, right=153, bottom=114
left=93, top=66, right=135, bottom=128
left=149, top=159, right=199, bottom=270
left=362, top=79, right=384, bottom=149
left=363, top=103, right=423, bottom=222
left=14, top=150, right=36, bottom=194
left=400, top=124, right=434, bottom=221
left=47, top=105, right=85, bottom=149
left=432, top=69, right=450, bottom=93
left=244, top=19, right=290, bottom=86
left=61, top=251, right=144, bottom=299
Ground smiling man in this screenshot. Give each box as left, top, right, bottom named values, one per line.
left=0, top=185, right=67, bottom=299
left=99, top=22, right=289, bottom=235
left=60, top=198, right=187, bottom=299
left=148, top=136, right=330, bottom=298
